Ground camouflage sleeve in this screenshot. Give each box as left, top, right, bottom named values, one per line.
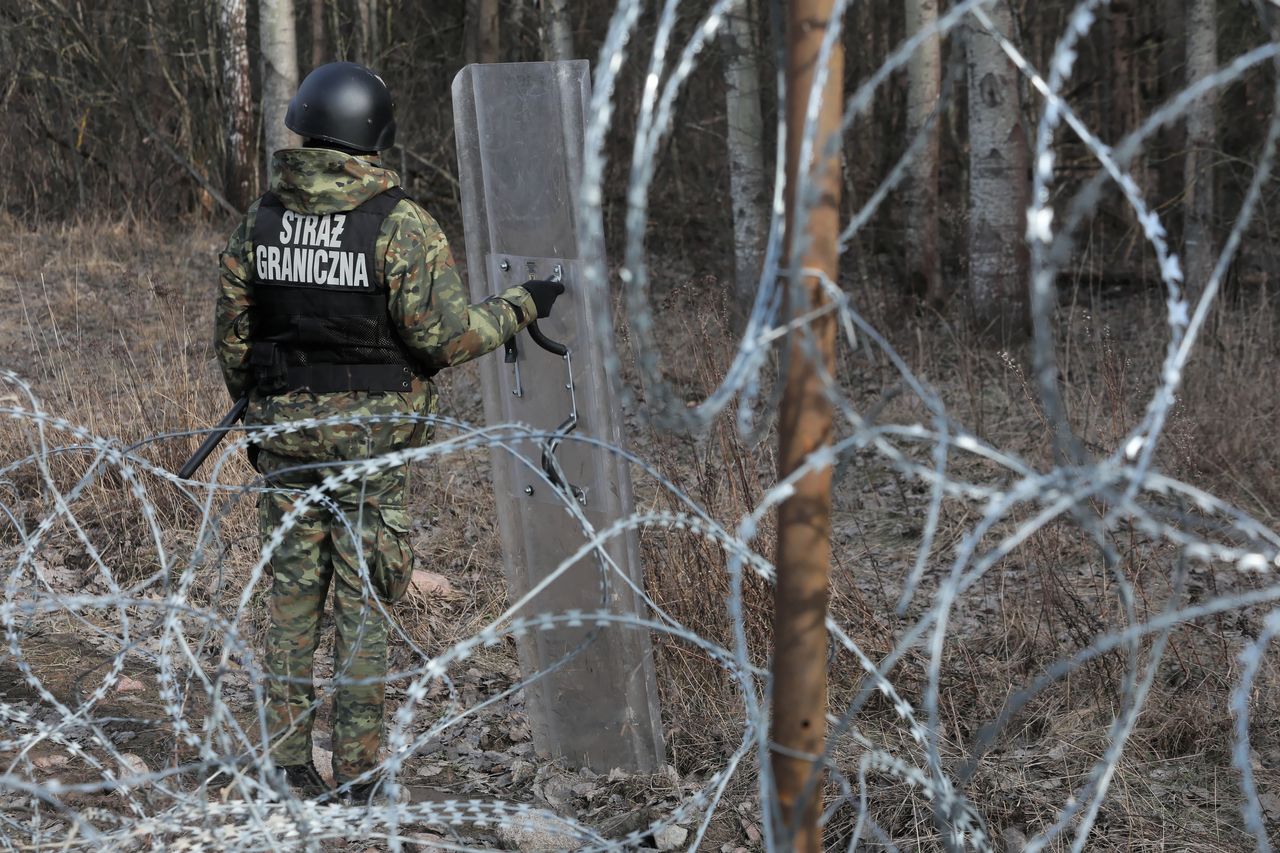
left=382, top=200, right=535, bottom=370
left=215, top=204, right=258, bottom=399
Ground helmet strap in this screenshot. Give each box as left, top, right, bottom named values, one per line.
left=303, top=138, right=378, bottom=158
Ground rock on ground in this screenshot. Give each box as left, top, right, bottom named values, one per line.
left=654, top=824, right=688, bottom=851
left=410, top=570, right=453, bottom=598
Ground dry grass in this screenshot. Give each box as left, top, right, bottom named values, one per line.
left=613, top=260, right=1280, bottom=848
left=833, top=278, right=1280, bottom=849
left=4, top=218, right=1280, bottom=849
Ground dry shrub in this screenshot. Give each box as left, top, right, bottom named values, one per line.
left=622, top=278, right=776, bottom=775
left=0, top=218, right=258, bottom=594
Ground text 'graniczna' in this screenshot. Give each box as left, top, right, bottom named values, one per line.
left=254, top=211, right=370, bottom=289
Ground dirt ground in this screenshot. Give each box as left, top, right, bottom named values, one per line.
left=3, top=215, right=1280, bottom=850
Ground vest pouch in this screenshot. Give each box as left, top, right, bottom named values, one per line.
left=295, top=314, right=344, bottom=347
left=250, top=342, right=289, bottom=395
left=296, top=312, right=401, bottom=358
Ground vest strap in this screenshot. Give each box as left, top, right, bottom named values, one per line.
left=280, top=363, right=415, bottom=394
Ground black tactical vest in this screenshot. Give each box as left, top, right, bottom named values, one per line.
left=248, top=186, right=420, bottom=394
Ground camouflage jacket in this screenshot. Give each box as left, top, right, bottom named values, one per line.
left=216, top=148, right=535, bottom=461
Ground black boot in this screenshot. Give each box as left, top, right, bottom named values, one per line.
left=338, top=776, right=386, bottom=806
left=279, top=761, right=332, bottom=800
left=203, top=761, right=250, bottom=795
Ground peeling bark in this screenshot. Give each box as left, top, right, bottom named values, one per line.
left=965, top=2, right=1029, bottom=339
left=723, top=0, right=767, bottom=313
left=218, top=0, right=255, bottom=210
left=1184, top=0, right=1217, bottom=290
left=540, top=0, right=574, bottom=61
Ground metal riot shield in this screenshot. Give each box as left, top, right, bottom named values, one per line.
left=452, top=61, right=664, bottom=772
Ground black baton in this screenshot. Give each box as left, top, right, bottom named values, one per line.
left=178, top=395, right=249, bottom=480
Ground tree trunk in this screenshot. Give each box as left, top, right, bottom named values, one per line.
left=904, top=0, right=943, bottom=305
left=309, top=0, right=325, bottom=69
left=260, top=0, right=300, bottom=161
left=1155, top=0, right=1185, bottom=222
left=771, top=0, right=843, bottom=846
left=965, top=1, right=1029, bottom=339
left=723, top=0, right=768, bottom=314
left=539, top=0, right=574, bottom=61
left=465, top=0, right=500, bottom=65
left=1109, top=1, right=1148, bottom=268
left=355, top=0, right=377, bottom=65
left=1109, top=2, right=1137, bottom=138
left=218, top=0, right=256, bottom=210
left=1184, top=0, right=1216, bottom=289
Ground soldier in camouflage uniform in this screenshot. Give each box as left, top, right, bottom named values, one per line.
left=214, top=62, right=563, bottom=803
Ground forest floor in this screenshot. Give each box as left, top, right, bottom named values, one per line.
left=2, top=214, right=1280, bottom=851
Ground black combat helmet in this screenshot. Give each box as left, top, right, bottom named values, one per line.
left=285, top=62, right=396, bottom=152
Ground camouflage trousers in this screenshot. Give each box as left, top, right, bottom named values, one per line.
left=257, top=450, right=414, bottom=783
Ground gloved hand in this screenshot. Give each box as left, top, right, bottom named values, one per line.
left=522, top=278, right=566, bottom=319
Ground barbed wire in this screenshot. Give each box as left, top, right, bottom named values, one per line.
left=4, top=0, right=1280, bottom=850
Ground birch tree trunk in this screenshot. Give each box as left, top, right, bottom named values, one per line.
left=1184, top=0, right=1216, bottom=290
left=309, top=0, right=325, bottom=69
left=965, top=1, right=1029, bottom=339
left=218, top=0, right=256, bottom=209
left=260, top=0, right=300, bottom=159
left=904, top=0, right=943, bottom=305
left=539, top=0, right=574, bottom=61
left=723, top=0, right=768, bottom=313
left=465, top=0, right=500, bottom=65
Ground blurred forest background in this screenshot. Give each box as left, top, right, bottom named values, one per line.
left=1, top=0, right=1275, bottom=328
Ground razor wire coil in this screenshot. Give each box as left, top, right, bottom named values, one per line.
left=3, top=0, right=1280, bottom=850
